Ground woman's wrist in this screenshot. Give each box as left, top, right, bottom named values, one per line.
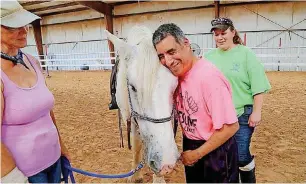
left=252, top=108, right=262, bottom=115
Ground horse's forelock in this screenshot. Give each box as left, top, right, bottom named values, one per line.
left=127, top=26, right=153, bottom=46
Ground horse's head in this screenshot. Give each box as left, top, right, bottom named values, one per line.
left=105, top=26, right=179, bottom=174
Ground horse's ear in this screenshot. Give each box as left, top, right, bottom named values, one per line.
left=104, top=30, right=132, bottom=63
left=104, top=30, right=126, bottom=47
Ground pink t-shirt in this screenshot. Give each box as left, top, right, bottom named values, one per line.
left=175, top=58, right=237, bottom=140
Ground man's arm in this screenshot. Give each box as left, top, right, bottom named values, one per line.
left=181, top=123, right=239, bottom=165
left=181, top=76, right=239, bottom=165
left=196, top=122, right=239, bottom=157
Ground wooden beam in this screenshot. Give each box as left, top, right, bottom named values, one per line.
left=214, top=0, right=220, bottom=18
left=31, top=19, right=45, bottom=69
left=76, top=1, right=112, bottom=16
left=109, top=1, right=147, bottom=6
left=40, top=7, right=89, bottom=17
left=114, top=4, right=214, bottom=18
left=222, top=0, right=290, bottom=7
left=19, top=0, right=50, bottom=7
left=29, top=2, right=79, bottom=13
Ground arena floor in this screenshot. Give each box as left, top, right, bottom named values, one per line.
left=46, top=71, right=306, bottom=183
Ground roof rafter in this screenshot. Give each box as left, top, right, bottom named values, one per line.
left=40, top=7, right=89, bottom=17
left=29, top=2, right=80, bottom=13
left=76, top=1, right=113, bottom=16
left=19, top=0, right=51, bottom=7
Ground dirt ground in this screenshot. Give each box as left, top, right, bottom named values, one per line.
left=46, top=71, right=306, bottom=183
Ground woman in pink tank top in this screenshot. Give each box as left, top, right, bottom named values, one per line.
left=1, top=1, right=70, bottom=183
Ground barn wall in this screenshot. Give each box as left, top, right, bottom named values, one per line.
left=23, top=1, right=306, bottom=71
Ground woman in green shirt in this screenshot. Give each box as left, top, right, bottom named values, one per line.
left=205, top=18, right=271, bottom=183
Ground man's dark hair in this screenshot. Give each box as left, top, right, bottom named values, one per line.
left=152, top=23, right=185, bottom=48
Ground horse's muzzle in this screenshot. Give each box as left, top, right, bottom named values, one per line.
left=158, top=164, right=175, bottom=176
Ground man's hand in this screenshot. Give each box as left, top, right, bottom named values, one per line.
left=180, top=150, right=201, bottom=166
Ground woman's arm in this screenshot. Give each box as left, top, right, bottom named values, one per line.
left=246, top=48, right=271, bottom=127
left=50, top=110, right=70, bottom=160
left=248, top=93, right=264, bottom=127
left=1, top=81, right=16, bottom=177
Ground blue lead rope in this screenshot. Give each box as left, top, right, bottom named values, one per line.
left=61, top=156, right=144, bottom=183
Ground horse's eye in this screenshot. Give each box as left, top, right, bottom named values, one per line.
left=130, top=85, right=137, bottom=92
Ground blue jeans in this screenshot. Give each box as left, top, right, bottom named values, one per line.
left=28, top=158, right=61, bottom=183
left=234, top=105, right=255, bottom=167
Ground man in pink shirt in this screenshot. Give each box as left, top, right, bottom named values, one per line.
left=153, top=23, right=240, bottom=183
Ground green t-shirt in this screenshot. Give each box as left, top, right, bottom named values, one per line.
left=204, top=45, right=271, bottom=116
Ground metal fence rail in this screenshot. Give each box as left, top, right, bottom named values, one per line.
left=34, top=46, right=306, bottom=72
left=34, top=52, right=116, bottom=71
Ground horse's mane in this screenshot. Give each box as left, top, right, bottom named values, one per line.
left=116, top=26, right=162, bottom=121
left=128, top=26, right=161, bottom=113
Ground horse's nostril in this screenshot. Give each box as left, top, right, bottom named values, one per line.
left=149, top=160, right=159, bottom=172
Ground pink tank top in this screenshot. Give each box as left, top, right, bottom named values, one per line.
left=1, top=54, right=61, bottom=177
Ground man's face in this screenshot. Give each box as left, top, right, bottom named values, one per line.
left=155, top=35, right=192, bottom=77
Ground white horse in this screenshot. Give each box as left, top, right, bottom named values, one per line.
left=105, top=26, right=179, bottom=183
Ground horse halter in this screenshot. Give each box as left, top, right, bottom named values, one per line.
left=126, top=78, right=174, bottom=124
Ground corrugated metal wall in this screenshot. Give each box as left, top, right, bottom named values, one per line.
left=185, top=30, right=306, bottom=71
left=23, top=1, right=306, bottom=71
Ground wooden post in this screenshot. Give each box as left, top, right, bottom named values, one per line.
left=214, top=0, right=220, bottom=18
left=31, top=19, right=45, bottom=69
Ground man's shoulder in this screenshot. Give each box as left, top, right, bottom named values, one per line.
left=197, top=59, right=226, bottom=83
left=199, top=58, right=221, bottom=74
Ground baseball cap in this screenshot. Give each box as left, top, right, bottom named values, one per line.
left=1, top=0, right=41, bottom=28
left=210, top=17, right=234, bottom=32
